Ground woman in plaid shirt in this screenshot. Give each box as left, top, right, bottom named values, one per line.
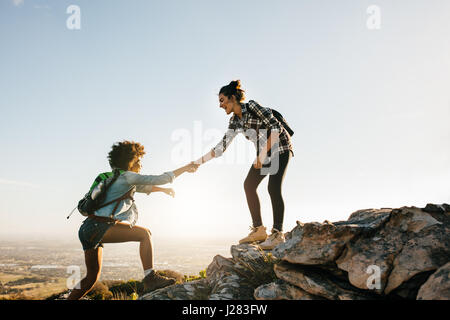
left=195, top=80, right=293, bottom=249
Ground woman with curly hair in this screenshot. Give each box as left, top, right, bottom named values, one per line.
left=195, top=80, right=293, bottom=250
left=68, top=140, right=198, bottom=300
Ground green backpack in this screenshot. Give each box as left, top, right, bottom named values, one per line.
left=67, top=169, right=129, bottom=219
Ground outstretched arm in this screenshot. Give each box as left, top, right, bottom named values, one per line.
left=194, top=150, right=215, bottom=165
left=195, top=127, right=238, bottom=165
left=125, top=162, right=198, bottom=187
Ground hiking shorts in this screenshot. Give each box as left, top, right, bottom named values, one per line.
left=78, top=217, right=115, bottom=251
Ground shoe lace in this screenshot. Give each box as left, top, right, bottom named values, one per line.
left=268, top=229, right=282, bottom=240
left=267, top=233, right=277, bottom=241
left=248, top=226, right=257, bottom=234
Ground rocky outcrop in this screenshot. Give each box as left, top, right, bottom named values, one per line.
left=264, top=204, right=450, bottom=300
left=140, top=204, right=450, bottom=300
left=140, top=244, right=276, bottom=300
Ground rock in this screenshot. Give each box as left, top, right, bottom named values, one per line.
left=231, top=243, right=267, bottom=262
left=388, top=270, right=435, bottom=299
left=140, top=253, right=247, bottom=300
left=384, top=229, right=448, bottom=294
left=336, top=206, right=450, bottom=294
left=341, top=208, right=392, bottom=229
left=417, top=262, right=450, bottom=300
left=389, top=206, right=442, bottom=233
left=272, top=222, right=305, bottom=259
left=274, top=262, right=377, bottom=300
left=205, top=255, right=249, bottom=300
left=254, top=280, right=323, bottom=300
left=206, top=254, right=236, bottom=282
left=140, top=279, right=210, bottom=300
left=207, top=245, right=277, bottom=300
left=230, top=243, right=277, bottom=280
left=335, top=232, right=399, bottom=294
left=273, top=221, right=364, bottom=265
left=141, top=244, right=278, bottom=300
left=141, top=204, right=449, bottom=300
left=422, top=203, right=450, bottom=215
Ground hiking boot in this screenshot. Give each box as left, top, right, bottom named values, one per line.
left=259, top=229, right=285, bottom=250
left=239, top=226, right=268, bottom=244
left=142, top=271, right=176, bottom=292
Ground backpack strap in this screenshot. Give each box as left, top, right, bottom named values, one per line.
left=89, top=169, right=125, bottom=191
left=96, top=187, right=135, bottom=218
left=246, top=104, right=274, bottom=157
left=247, top=103, right=293, bottom=137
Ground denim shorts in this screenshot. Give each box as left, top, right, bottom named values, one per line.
left=78, top=217, right=115, bottom=251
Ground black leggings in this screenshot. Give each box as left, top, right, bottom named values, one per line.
left=244, top=151, right=291, bottom=232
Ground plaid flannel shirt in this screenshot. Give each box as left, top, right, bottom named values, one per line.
left=212, top=100, right=293, bottom=159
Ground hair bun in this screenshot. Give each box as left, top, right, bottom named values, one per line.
left=219, top=80, right=245, bottom=103
left=230, top=80, right=241, bottom=91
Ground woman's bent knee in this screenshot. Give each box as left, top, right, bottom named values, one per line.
left=140, top=227, right=152, bottom=240
left=84, top=274, right=100, bottom=289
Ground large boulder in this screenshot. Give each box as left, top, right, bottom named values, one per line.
left=417, top=262, right=450, bottom=300
left=272, top=204, right=449, bottom=299
left=336, top=206, right=449, bottom=294
left=272, top=261, right=378, bottom=300
left=272, top=221, right=363, bottom=265
left=206, top=254, right=254, bottom=300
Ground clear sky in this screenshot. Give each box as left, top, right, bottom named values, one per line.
left=1, top=0, right=449, bottom=244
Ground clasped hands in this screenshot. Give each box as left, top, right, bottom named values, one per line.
left=153, top=162, right=199, bottom=198
left=186, top=161, right=200, bottom=173
left=160, top=156, right=263, bottom=199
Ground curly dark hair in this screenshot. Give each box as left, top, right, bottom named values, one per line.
left=108, top=140, right=146, bottom=171
left=219, top=80, right=245, bottom=103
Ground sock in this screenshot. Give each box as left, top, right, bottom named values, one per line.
left=144, top=268, right=154, bottom=277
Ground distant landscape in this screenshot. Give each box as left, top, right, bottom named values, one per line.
left=0, top=237, right=233, bottom=299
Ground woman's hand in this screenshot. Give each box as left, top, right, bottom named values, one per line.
left=163, top=188, right=175, bottom=198
left=173, top=162, right=199, bottom=177
left=253, top=158, right=263, bottom=169
left=150, top=186, right=175, bottom=197
left=186, top=162, right=199, bottom=173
